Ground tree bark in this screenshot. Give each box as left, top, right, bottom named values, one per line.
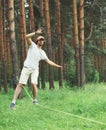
left=39, top=0, right=46, bottom=89
left=19, top=0, right=27, bottom=67
left=8, top=0, right=19, bottom=88
left=0, top=0, right=4, bottom=91
left=44, top=0, right=54, bottom=89
left=79, top=0, right=85, bottom=87
left=73, top=0, right=80, bottom=86
left=29, top=0, right=35, bottom=32
left=56, top=0, right=63, bottom=88
left=2, top=0, right=8, bottom=92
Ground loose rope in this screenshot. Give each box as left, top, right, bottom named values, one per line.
left=23, top=87, right=106, bottom=126
left=23, top=87, right=33, bottom=101
left=39, top=105, right=106, bottom=126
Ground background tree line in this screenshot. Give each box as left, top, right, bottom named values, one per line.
left=0, top=0, right=106, bottom=92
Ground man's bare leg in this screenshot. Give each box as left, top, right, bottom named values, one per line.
left=10, top=83, right=23, bottom=108
left=12, top=83, right=23, bottom=102
left=31, top=83, right=38, bottom=104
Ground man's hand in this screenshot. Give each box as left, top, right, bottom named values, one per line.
left=36, top=27, right=44, bottom=34
left=26, top=27, right=43, bottom=39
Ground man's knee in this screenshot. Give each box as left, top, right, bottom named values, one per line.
left=17, top=83, right=23, bottom=88
left=31, top=83, right=37, bottom=87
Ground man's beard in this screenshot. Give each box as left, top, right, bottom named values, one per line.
left=38, top=44, right=43, bottom=46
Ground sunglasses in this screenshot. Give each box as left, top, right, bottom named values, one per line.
left=38, top=38, right=45, bottom=41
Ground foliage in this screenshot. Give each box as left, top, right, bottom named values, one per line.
left=66, top=61, right=76, bottom=87
left=0, top=83, right=106, bottom=130
left=63, top=43, right=76, bottom=86
left=63, top=43, right=74, bottom=63
left=85, top=67, right=99, bottom=83
left=84, top=39, right=106, bottom=83
left=64, top=54, right=76, bottom=87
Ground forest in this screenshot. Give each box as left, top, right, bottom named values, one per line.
left=0, top=0, right=106, bottom=92
left=0, top=0, right=106, bottom=129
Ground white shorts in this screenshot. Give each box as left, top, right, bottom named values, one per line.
left=19, top=67, right=39, bottom=85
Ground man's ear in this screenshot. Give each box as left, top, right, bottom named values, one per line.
left=36, top=40, right=38, bottom=45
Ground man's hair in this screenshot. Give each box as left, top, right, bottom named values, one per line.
left=36, top=35, right=44, bottom=44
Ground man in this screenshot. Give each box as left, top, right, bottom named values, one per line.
left=10, top=28, right=62, bottom=109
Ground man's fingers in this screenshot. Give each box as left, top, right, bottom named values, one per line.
left=39, top=27, right=44, bottom=33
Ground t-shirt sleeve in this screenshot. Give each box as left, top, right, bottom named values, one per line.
left=41, top=50, right=48, bottom=60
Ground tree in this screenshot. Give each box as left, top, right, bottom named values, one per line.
left=79, top=0, right=85, bottom=86
left=73, top=0, right=80, bottom=86
left=39, top=0, right=46, bottom=89
left=39, top=0, right=45, bottom=27
left=19, top=0, right=27, bottom=67
left=29, top=0, right=35, bottom=32
left=44, top=0, right=54, bottom=89
left=0, top=0, right=6, bottom=91
left=2, top=0, right=8, bottom=92
left=55, top=0, right=63, bottom=88
left=8, top=0, right=19, bottom=88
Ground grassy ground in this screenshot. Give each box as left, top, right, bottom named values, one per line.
left=0, top=83, right=106, bottom=130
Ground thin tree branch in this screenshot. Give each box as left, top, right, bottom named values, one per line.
left=85, top=22, right=93, bottom=42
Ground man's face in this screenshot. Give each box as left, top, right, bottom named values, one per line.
left=37, top=38, right=45, bottom=46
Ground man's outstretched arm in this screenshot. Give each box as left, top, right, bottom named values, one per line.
left=45, top=59, right=62, bottom=68
left=26, top=28, right=43, bottom=45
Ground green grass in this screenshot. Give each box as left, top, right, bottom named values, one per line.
left=0, top=83, right=106, bottom=130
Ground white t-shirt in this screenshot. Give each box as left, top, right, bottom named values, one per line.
left=24, top=41, right=48, bottom=70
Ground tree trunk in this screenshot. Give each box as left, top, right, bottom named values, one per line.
left=8, top=0, right=19, bottom=88
left=2, top=0, right=8, bottom=92
left=39, top=0, right=45, bottom=27
left=73, top=0, right=80, bottom=86
left=0, top=0, right=3, bottom=91
left=56, top=0, right=63, bottom=88
left=79, top=0, right=85, bottom=87
left=29, top=0, right=35, bottom=32
left=39, top=0, right=46, bottom=89
left=19, top=0, right=27, bottom=67
left=0, top=0, right=8, bottom=92
left=44, top=0, right=54, bottom=89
